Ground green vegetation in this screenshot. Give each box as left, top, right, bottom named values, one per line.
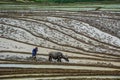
left=31, top=0, right=119, bottom=3
left=0, top=0, right=119, bottom=11
left=0, top=0, right=120, bottom=3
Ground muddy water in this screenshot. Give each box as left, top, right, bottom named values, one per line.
left=0, top=73, right=61, bottom=78
left=0, top=64, right=119, bottom=71
left=2, top=76, right=120, bottom=80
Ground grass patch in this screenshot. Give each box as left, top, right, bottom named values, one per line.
left=0, top=1, right=120, bottom=11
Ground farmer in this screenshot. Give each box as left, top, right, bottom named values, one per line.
left=32, top=47, right=38, bottom=60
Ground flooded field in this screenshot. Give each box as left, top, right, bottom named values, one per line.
left=0, top=5, right=120, bottom=79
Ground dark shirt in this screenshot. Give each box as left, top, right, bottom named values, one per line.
left=32, top=48, right=38, bottom=56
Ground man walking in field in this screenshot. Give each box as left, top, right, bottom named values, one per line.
left=32, top=47, right=38, bottom=61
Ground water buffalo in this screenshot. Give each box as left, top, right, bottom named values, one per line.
left=48, top=52, right=69, bottom=62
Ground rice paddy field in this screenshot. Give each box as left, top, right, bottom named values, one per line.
left=0, top=2, right=120, bottom=80
left=0, top=3, right=120, bottom=11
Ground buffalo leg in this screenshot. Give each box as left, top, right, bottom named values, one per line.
left=49, top=56, right=52, bottom=62
left=57, top=57, right=61, bottom=62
